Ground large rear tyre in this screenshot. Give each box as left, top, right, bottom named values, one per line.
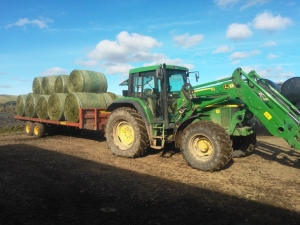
left=25, top=121, right=33, bottom=136
left=231, top=133, right=256, bottom=158
left=33, top=122, right=46, bottom=138
left=180, top=121, right=232, bottom=172
left=105, top=107, right=149, bottom=158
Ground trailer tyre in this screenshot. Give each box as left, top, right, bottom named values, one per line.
left=33, top=123, right=46, bottom=138
left=25, top=121, right=34, bottom=136
left=105, top=107, right=149, bottom=158
left=181, top=121, right=233, bottom=172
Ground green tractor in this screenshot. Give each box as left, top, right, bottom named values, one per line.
left=105, top=64, right=300, bottom=172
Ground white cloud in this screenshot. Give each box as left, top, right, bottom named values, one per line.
left=214, top=0, right=241, bottom=8
left=253, top=11, right=293, bottom=32
left=262, top=40, right=277, bottom=47
left=173, top=33, right=204, bottom=49
left=212, top=45, right=233, bottom=54
left=6, top=17, right=53, bottom=29
left=87, top=31, right=162, bottom=62
left=75, top=59, right=99, bottom=67
left=40, top=67, right=68, bottom=76
left=267, top=53, right=279, bottom=59
left=241, top=65, right=294, bottom=81
left=229, top=50, right=261, bottom=61
left=102, top=63, right=134, bottom=75
left=240, top=0, right=270, bottom=10
left=226, top=23, right=253, bottom=41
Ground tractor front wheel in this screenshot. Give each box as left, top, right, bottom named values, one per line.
left=105, top=107, right=149, bottom=158
left=181, top=121, right=232, bottom=172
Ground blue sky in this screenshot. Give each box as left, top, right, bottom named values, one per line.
left=1, top=0, right=300, bottom=95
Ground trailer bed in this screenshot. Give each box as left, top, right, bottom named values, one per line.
left=14, top=108, right=110, bottom=131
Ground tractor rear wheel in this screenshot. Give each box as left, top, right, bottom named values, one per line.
left=25, top=121, right=33, bottom=136
left=181, top=121, right=232, bottom=172
left=231, top=133, right=256, bottom=158
left=105, top=107, right=149, bottom=158
left=33, top=122, right=46, bottom=138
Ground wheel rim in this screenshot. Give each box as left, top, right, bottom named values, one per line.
left=33, top=126, right=39, bottom=136
left=189, top=135, right=213, bottom=161
left=114, top=121, right=134, bottom=150
left=25, top=124, right=31, bottom=134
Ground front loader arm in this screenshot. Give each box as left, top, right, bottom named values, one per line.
left=193, top=68, right=300, bottom=150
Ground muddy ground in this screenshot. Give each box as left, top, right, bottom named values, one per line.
left=0, top=130, right=299, bottom=225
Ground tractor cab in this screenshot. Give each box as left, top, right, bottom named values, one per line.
left=120, top=64, right=193, bottom=127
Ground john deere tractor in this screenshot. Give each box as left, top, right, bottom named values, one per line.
left=105, top=64, right=300, bottom=172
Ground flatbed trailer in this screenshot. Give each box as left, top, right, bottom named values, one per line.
left=14, top=108, right=111, bottom=137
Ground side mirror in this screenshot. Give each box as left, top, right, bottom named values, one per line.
left=122, top=90, right=128, bottom=97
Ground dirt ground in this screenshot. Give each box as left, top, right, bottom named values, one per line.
left=0, top=130, right=299, bottom=225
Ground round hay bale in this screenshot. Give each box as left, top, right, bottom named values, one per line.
left=25, top=94, right=40, bottom=118
left=41, top=75, right=58, bottom=95
left=68, top=70, right=107, bottom=93
left=16, top=94, right=28, bottom=116
left=54, top=75, right=69, bottom=93
left=296, top=101, right=300, bottom=111
left=64, top=92, right=107, bottom=122
left=105, top=92, right=118, bottom=101
left=48, top=93, right=68, bottom=121
left=36, top=95, right=50, bottom=119
left=101, top=93, right=114, bottom=106
left=281, top=77, right=300, bottom=104
left=32, top=77, right=43, bottom=94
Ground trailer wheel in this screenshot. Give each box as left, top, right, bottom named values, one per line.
left=25, top=121, right=34, bottom=136
left=105, top=107, right=149, bottom=158
left=181, top=121, right=232, bottom=172
left=231, top=133, right=256, bottom=158
left=33, top=123, right=46, bottom=138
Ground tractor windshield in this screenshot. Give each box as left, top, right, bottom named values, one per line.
left=167, top=70, right=186, bottom=92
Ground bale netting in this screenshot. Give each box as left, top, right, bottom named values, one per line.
left=54, top=75, right=69, bottom=93
left=68, top=70, right=107, bottom=93
left=32, top=77, right=43, bottom=94
left=41, top=75, right=59, bottom=95
left=25, top=94, right=40, bottom=118
left=105, top=92, right=118, bottom=102
left=36, top=95, right=50, bottom=119
left=48, top=93, right=68, bottom=121
left=64, top=92, right=107, bottom=122
left=281, top=77, right=300, bottom=104
left=16, top=94, right=28, bottom=116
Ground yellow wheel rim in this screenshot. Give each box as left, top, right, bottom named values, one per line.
left=115, top=121, right=134, bottom=149
left=25, top=125, right=31, bottom=134
left=189, top=136, right=213, bottom=161
left=33, top=126, right=39, bottom=136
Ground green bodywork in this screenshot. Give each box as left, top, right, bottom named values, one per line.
left=107, top=65, right=300, bottom=150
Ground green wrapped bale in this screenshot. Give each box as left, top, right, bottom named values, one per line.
left=68, top=70, right=107, bottom=93
left=32, top=77, right=43, bottom=94
left=48, top=93, right=68, bottom=121
left=105, top=92, right=118, bottom=102
left=64, top=92, right=107, bottom=122
left=41, top=75, right=58, bottom=95
left=25, top=94, right=40, bottom=118
left=16, top=94, right=28, bottom=116
left=36, top=95, right=50, bottom=119
left=54, top=75, right=69, bottom=93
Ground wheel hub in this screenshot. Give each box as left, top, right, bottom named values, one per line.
left=115, top=121, right=134, bottom=149
left=190, top=136, right=213, bottom=160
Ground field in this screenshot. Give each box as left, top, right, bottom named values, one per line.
left=0, top=129, right=299, bottom=224
left=0, top=94, right=17, bottom=104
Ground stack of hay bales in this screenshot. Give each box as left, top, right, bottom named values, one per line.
left=16, top=70, right=119, bottom=122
